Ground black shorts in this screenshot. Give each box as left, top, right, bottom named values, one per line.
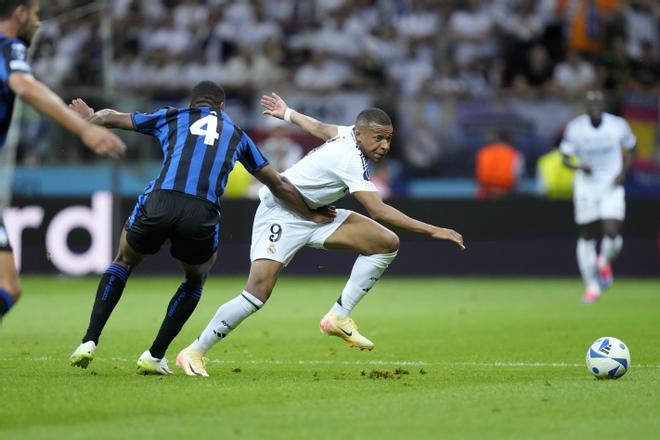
left=125, top=190, right=220, bottom=265
left=0, top=217, right=12, bottom=252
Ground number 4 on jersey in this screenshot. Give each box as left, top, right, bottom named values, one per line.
left=189, top=114, right=220, bottom=146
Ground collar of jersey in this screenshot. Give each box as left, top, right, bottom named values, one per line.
left=349, top=125, right=369, bottom=164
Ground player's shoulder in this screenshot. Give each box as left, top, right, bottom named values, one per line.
left=325, top=125, right=356, bottom=149
left=602, top=112, right=629, bottom=127
left=567, top=114, right=589, bottom=128
left=335, top=124, right=355, bottom=139
left=0, top=35, right=24, bottom=50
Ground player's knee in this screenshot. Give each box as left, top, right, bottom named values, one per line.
left=377, top=231, right=399, bottom=254
left=579, top=227, right=598, bottom=240
left=602, top=225, right=620, bottom=238
left=184, top=273, right=207, bottom=288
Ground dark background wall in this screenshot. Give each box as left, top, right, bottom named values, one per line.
left=11, top=196, right=660, bottom=277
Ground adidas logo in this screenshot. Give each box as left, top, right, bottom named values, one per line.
left=599, top=344, right=612, bottom=355
left=213, top=329, right=227, bottom=339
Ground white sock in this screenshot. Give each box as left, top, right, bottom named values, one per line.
left=600, top=235, right=623, bottom=264
left=330, top=251, right=398, bottom=317
left=577, top=239, right=600, bottom=292
left=191, top=291, right=263, bottom=354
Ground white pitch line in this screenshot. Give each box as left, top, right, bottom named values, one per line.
left=2, top=357, right=659, bottom=369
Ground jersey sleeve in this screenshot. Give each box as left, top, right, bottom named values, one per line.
left=333, top=154, right=378, bottom=194
left=619, top=119, right=636, bottom=150
left=559, top=122, right=577, bottom=155
left=131, top=108, right=168, bottom=136
left=0, top=40, right=32, bottom=83
left=238, top=132, right=269, bottom=174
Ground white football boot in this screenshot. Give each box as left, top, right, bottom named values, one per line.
left=70, top=341, right=97, bottom=368
left=136, top=350, right=173, bottom=375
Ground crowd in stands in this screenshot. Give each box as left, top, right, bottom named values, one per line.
left=14, top=0, right=660, bottom=188
left=34, top=0, right=659, bottom=99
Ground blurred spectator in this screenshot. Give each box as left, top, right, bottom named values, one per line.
left=512, top=45, right=555, bottom=96
left=475, top=131, right=524, bottom=199
left=495, top=0, right=545, bottom=64
left=220, top=44, right=280, bottom=92
left=553, top=50, right=597, bottom=98
left=448, top=0, right=496, bottom=67
left=555, top=0, right=622, bottom=56
left=387, top=41, right=434, bottom=97
left=628, top=40, right=660, bottom=92
left=623, top=0, right=658, bottom=59
left=259, top=120, right=303, bottom=172
left=20, top=0, right=660, bottom=172
left=598, top=35, right=631, bottom=90
left=293, top=50, right=353, bottom=92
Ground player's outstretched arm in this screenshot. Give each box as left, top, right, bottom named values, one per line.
left=260, top=92, right=339, bottom=141
left=253, top=165, right=336, bottom=224
left=69, top=98, right=134, bottom=131
left=353, top=190, right=465, bottom=250
left=8, top=73, right=125, bottom=159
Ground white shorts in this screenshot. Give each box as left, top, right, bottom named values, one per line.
left=250, top=202, right=352, bottom=266
left=573, top=185, right=625, bottom=225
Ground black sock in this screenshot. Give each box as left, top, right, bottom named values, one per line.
left=82, top=263, right=130, bottom=344
left=149, top=282, right=202, bottom=359
left=0, top=288, right=15, bottom=318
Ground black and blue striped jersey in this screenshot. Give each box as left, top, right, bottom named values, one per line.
left=131, top=107, right=268, bottom=205
left=0, top=34, right=32, bottom=148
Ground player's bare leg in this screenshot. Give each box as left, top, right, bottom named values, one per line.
left=178, top=259, right=283, bottom=376
left=597, top=219, right=623, bottom=290
left=71, top=230, right=145, bottom=368
left=0, top=252, right=22, bottom=320
left=577, top=222, right=601, bottom=303
left=320, top=213, right=400, bottom=350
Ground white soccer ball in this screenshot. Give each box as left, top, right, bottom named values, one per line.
left=585, top=337, right=631, bottom=379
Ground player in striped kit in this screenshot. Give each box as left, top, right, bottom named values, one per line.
left=68, top=82, right=333, bottom=374
left=0, top=0, right=125, bottom=322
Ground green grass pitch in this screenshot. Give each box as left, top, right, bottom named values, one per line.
left=1, top=276, right=659, bottom=439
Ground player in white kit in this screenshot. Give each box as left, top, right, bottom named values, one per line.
left=176, top=93, right=464, bottom=376
left=560, top=91, right=637, bottom=303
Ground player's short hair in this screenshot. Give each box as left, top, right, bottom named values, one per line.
left=190, top=81, right=225, bottom=107
left=355, top=108, right=392, bottom=127
left=0, top=0, right=35, bottom=19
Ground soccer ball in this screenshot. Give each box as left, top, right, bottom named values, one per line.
left=585, top=337, right=630, bottom=379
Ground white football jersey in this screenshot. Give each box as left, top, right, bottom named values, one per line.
left=559, top=113, right=636, bottom=190
left=259, top=125, right=378, bottom=209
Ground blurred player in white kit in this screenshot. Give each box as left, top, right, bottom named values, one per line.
left=560, top=90, right=637, bottom=303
